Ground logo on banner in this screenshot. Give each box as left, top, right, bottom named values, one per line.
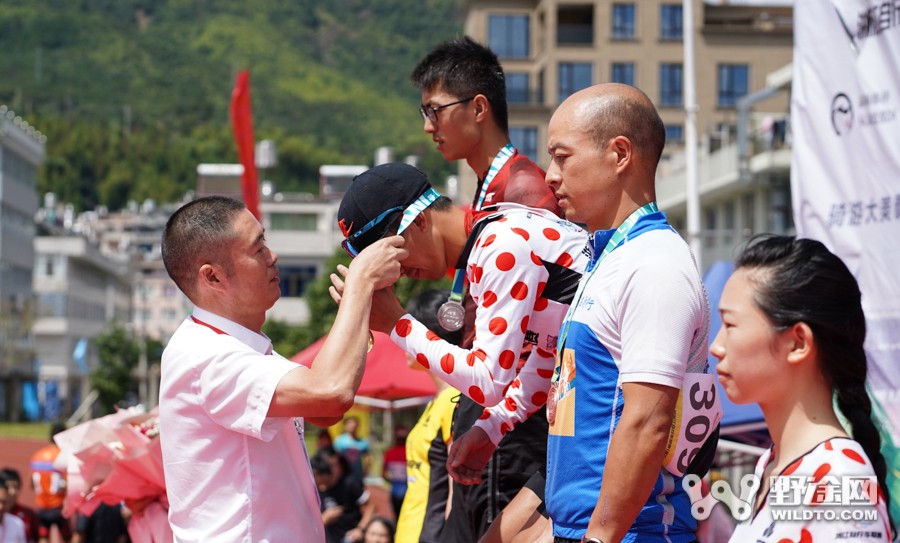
left=831, top=93, right=853, bottom=135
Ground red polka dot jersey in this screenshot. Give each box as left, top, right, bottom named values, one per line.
left=728, top=437, right=891, bottom=543
left=391, top=203, right=589, bottom=445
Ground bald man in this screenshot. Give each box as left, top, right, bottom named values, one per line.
left=542, top=84, right=714, bottom=543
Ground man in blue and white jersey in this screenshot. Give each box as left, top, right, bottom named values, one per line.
left=543, top=84, right=712, bottom=543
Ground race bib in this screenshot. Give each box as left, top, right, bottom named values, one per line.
left=662, top=373, right=723, bottom=477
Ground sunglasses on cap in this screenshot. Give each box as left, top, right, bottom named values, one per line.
left=341, top=188, right=441, bottom=258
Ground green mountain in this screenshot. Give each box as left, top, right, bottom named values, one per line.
left=0, top=0, right=464, bottom=210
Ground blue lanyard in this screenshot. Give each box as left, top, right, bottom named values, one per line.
left=473, top=143, right=515, bottom=211
left=551, top=202, right=659, bottom=383
left=449, top=143, right=517, bottom=301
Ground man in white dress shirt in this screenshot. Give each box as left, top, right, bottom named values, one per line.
left=159, top=196, right=406, bottom=543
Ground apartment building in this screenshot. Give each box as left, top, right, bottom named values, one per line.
left=0, top=105, right=43, bottom=420
left=459, top=0, right=793, bottom=204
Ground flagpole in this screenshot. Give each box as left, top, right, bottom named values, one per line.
left=683, top=0, right=701, bottom=271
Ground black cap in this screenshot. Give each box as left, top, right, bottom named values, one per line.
left=338, top=163, right=433, bottom=252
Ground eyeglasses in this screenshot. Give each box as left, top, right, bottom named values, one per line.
left=341, top=188, right=441, bottom=258
left=419, top=97, right=475, bottom=123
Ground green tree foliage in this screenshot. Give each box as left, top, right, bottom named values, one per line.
left=0, top=0, right=463, bottom=211
left=90, top=325, right=140, bottom=415
left=264, top=247, right=451, bottom=358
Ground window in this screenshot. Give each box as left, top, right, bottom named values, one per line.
left=612, top=4, right=636, bottom=39
left=557, top=4, right=594, bottom=45
left=271, top=213, right=317, bottom=231
left=509, top=127, right=539, bottom=163
left=163, top=285, right=178, bottom=298
left=664, top=125, right=683, bottom=141
left=280, top=266, right=318, bottom=297
left=489, top=15, right=529, bottom=58
left=718, top=64, right=749, bottom=107
left=506, top=73, right=530, bottom=104
left=660, top=5, right=683, bottom=39
left=611, top=63, right=634, bottom=86
left=558, top=62, right=592, bottom=102
left=660, top=63, right=683, bottom=106
left=705, top=207, right=717, bottom=248
left=1, top=146, right=37, bottom=187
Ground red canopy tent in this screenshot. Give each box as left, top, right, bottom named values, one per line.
left=290, top=331, right=437, bottom=408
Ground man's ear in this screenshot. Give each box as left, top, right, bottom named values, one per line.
left=610, top=135, right=634, bottom=174
left=197, top=263, right=227, bottom=295
left=472, top=94, right=491, bottom=124
left=413, top=211, right=429, bottom=232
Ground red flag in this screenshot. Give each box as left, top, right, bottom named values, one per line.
left=229, top=70, right=260, bottom=220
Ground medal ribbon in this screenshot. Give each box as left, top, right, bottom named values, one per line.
left=550, top=202, right=659, bottom=384
left=447, top=143, right=517, bottom=303
left=474, top=143, right=515, bottom=211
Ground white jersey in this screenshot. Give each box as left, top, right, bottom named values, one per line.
left=729, top=438, right=891, bottom=543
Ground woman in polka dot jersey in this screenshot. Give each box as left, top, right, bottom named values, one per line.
left=711, top=236, right=894, bottom=543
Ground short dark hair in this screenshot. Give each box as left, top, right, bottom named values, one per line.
left=310, top=455, right=332, bottom=476
left=411, top=36, right=509, bottom=133
left=0, top=468, right=21, bottom=484
left=50, top=422, right=66, bottom=441
left=162, top=196, right=247, bottom=300
left=586, top=87, right=666, bottom=169
left=405, top=289, right=463, bottom=345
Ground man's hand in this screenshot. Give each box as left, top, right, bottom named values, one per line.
left=344, top=527, right=364, bottom=543
left=368, top=286, right=407, bottom=335
left=447, top=426, right=497, bottom=485
left=329, top=236, right=406, bottom=305
left=321, top=505, right=345, bottom=525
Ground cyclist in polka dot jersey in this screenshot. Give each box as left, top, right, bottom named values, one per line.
left=335, top=164, right=589, bottom=458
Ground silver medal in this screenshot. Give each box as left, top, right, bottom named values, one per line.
left=437, top=300, right=466, bottom=331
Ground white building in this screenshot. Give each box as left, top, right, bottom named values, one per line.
left=260, top=193, right=344, bottom=325
left=32, top=232, right=133, bottom=415
left=0, top=105, right=43, bottom=420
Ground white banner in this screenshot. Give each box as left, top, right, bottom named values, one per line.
left=792, top=0, right=900, bottom=436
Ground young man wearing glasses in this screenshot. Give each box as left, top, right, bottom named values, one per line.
left=335, top=163, right=587, bottom=543
left=411, top=36, right=559, bottom=218
left=410, top=37, right=563, bottom=542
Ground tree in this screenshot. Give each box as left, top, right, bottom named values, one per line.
left=90, top=324, right=140, bottom=415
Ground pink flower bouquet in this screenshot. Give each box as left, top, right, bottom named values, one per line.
left=54, top=406, right=173, bottom=543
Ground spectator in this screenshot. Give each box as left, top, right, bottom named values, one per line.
left=334, top=417, right=370, bottom=486
left=30, top=423, right=71, bottom=543
left=0, top=468, right=38, bottom=543
left=381, top=426, right=408, bottom=516
left=0, top=474, right=26, bottom=543
left=72, top=503, right=128, bottom=543
left=363, top=517, right=395, bottom=543
left=316, top=428, right=334, bottom=454
left=312, top=455, right=374, bottom=543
